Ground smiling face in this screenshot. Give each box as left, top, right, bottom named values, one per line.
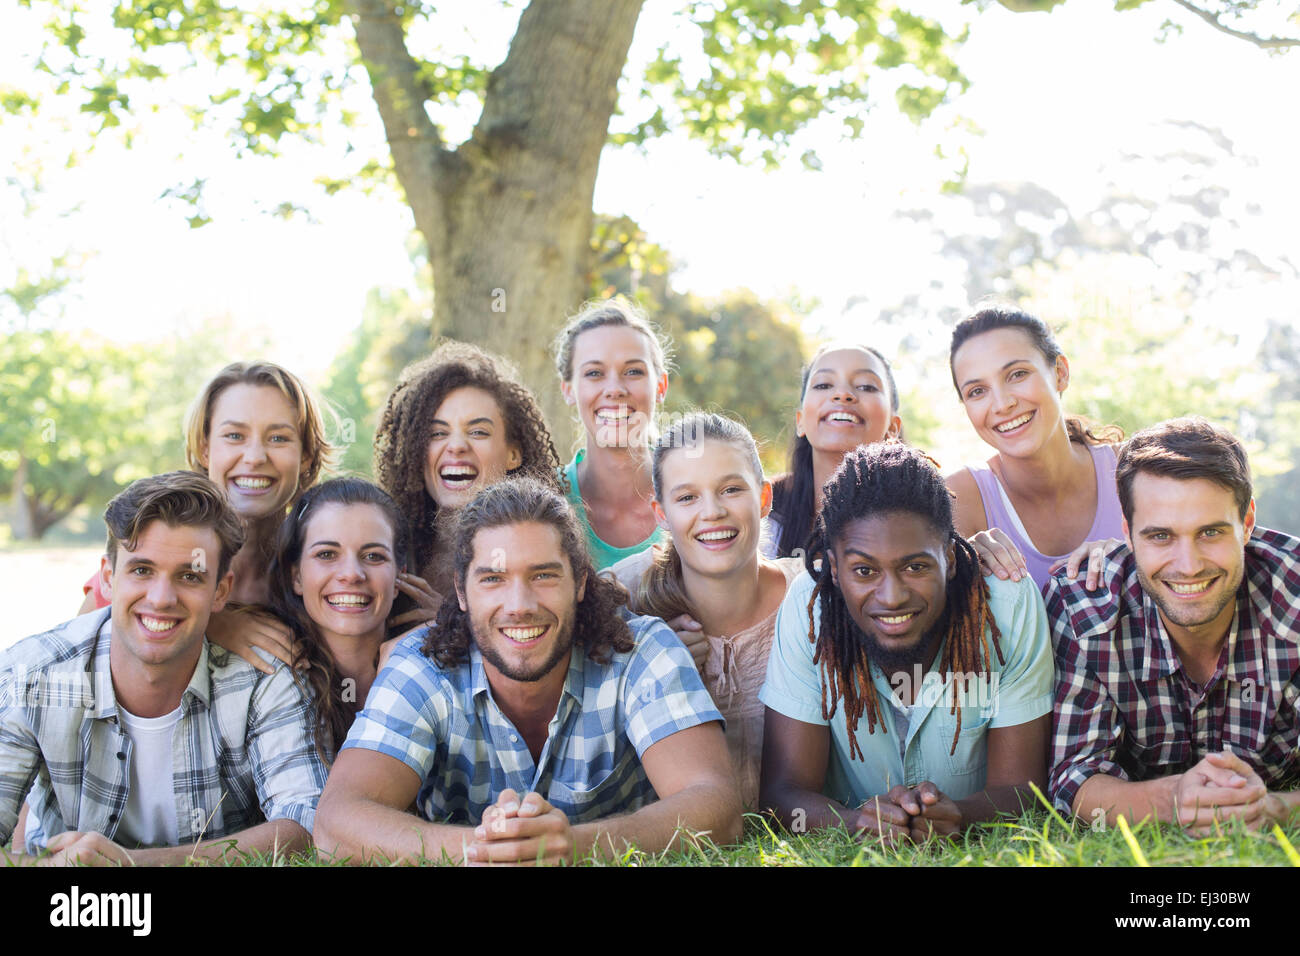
left=457, top=521, right=585, bottom=685
left=422, top=386, right=523, bottom=511
left=292, top=501, right=399, bottom=648
left=828, top=512, right=955, bottom=674
left=952, top=327, right=1069, bottom=456
left=561, top=324, right=667, bottom=449
left=653, top=440, right=771, bottom=579
left=200, top=383, right=307, bottom=521
left=1125, top=472, right=1254, bottom=645
left=105, top=520, right=232, bottom=675
left=795, top=348, right=900, bottom=457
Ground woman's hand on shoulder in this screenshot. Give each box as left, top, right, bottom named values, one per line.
left=1048, top=538, right=1125, bottom=591
left=390, top=572, right=445, bottom=629
left=968, top=528, right=1027, bottom=583
left=665, top=613, right=708, bottom=672
left=206, top=605, right=302, bottom=675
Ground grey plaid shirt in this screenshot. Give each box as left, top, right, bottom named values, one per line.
left=0, top=610, right=328, bottom=852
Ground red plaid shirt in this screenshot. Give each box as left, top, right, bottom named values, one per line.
left=1046, top=528, right=1300, bottom=814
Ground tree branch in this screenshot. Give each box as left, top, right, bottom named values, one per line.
left=347, top=0, right=446, bottom=246
left=1169, top=0, right=1300, bottom=49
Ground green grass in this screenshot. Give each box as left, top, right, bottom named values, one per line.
left=187, top=809, right=1300, bottom=867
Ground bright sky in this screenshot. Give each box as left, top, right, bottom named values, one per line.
left=2, top=1, right=1297, bottom=388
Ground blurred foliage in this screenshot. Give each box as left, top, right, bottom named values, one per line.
left=321, top=214, right=809, bottom=478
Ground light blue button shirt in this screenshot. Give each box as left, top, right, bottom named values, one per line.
left=759, top=570, right=1054, bottom=807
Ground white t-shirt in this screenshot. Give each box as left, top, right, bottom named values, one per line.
left=117, top=703, right=182, bottom=847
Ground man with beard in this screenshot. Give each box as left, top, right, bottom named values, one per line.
left=1048, top=418, right=1300, bottom=833
left=759, top=443, right=1054, bottom=843
left=313, top=478, right=740, bottom=865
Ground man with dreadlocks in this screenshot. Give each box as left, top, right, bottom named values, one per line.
left=759, top=442, right=1054, bottom=842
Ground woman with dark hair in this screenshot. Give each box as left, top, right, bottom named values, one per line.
left=373, top=341, right=565, bottom=629
left=765, top=343, right=902, bottom=560
left=268, top=477, right=407, bottom=760
left=606, top=412, right=801, bottom=807
left=553, top=297, right=671, bottom=571
left=946, top=306, right=1126, bottom=590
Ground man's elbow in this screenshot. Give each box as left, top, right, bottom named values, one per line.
left=312, top=790, right=357, bottom=862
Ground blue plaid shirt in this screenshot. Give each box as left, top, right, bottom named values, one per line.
left=341, top=613, right=724, bottom=825
left=0, top=610, right=328, bottom=851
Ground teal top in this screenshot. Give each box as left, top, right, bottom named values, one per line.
left=759, top=570, right=1054, bottom=805
left=562, top=449, right=667, bottom=572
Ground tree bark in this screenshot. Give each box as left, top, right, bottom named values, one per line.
left=10, top=455, right=34, bottom=541
left=350, top=0, right=645, bottom=444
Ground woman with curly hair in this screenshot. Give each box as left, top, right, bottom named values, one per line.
left=553, top=297, right=671, bottom=571
left=268, top=477, right=407, bottom=761
left=373, top=341, right=564, bottom=630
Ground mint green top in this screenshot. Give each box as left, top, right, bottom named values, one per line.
left=760, top=570, right=1054, bottom=805
left=562, top=449, right=667, bottom=572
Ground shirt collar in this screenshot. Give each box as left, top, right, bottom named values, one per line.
left=467, top=643, right=587, bottom=710
left=88, top=613, right=213, bottom=718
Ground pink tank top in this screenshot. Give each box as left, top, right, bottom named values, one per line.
left=966, top=443, right=1124, bottom=590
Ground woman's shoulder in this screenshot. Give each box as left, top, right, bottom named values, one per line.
left=944, top=464, right=989, bottom=535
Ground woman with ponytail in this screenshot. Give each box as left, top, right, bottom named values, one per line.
left=605, top=413, right=801, bottom=807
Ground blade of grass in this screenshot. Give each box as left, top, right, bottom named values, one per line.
left=1116, top=815, right=1149, bottom=867
left=1272, top=825, right=1300, bottom=866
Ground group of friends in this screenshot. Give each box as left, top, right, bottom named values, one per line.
left=1, top=300, right=1297, bottom=866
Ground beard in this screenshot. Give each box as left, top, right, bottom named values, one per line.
left=1136, top=560, right=1243, bottom=635
left=470, top=609, right=577, bottom=684
left=853, top=614, right=947, bottom=679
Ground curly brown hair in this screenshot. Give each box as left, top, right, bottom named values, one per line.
left=373, top=341, right=565, bottom=577
left=421, top=477, right=634, bottom=670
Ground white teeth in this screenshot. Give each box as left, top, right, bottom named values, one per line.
left=234, top=477, right=272, bottom=489
left=995, top=413, right=1033, bottom=433
left=140, top=615, right=177, bottom=632
left=828, top=412, right=861, bottom=423
left=1168, top=580, right=1212, bottom=594
left=596, top=409, right=631, bottom=421
left=696, top=530, right=737, bottom=541
left=502, top=625, right=546, bottom=642
left=878, top=614, right=915, bottom=625
left=327, top=595, right=372, bottom=606
left=440, top=465, right=478, bottom=478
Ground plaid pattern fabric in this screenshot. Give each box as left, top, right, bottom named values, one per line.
left=341, top=612, right=724, bottom=826
left=0, top=610, right=328, bottom=851
left=1046, top=529, right=1300, bottom=814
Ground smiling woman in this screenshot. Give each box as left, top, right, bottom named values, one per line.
left=554, top=298, right=672, bottom=571
left=373, top=342, right=564, bottom=628
left=946, top=307, right=1127, bottom=590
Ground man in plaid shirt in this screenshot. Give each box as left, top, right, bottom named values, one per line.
left=0, top=472, right=327, bottom=865
left=315, top=478, right=741, bottom=865
left=1047, top=418, right=1300, bottom=833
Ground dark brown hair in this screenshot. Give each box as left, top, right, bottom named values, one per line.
left=104, top=471, right=245, bottom=580
left=268, top=477, right=410, bottom=761
left=1116, top=416, right=1252, bottom=525
left=949, top=306, right=1124, bottom=446
left=373, top=342, right=564, bottom=576
left=421, top=477, right=634, bottom=669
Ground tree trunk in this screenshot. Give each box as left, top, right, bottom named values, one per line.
left=350, top=0, right=645, bottom=444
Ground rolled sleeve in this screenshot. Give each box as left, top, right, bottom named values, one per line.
left=758, top=572, right=829, bottom=726
left=622, top=621, right=723, bottom=757
left=246, top=665, right=329, bottom=833
left=341, top=640, right=446, bottom=781
left=985, top=576, right=1054, bottom=729
left=1044, top=580, right=1127, bottom=814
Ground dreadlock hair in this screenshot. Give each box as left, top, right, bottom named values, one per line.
left=807, top=441, right=1004, bottom=760
left=373, top=341, right=564, bottom=580
left=949, top=305, right=1124, bottom=446
left=771, top=343, right=902, bottom=559
left=267, top=477, right=410, bottom=763
left=631, top=412, right=766, bottom=623
left=421, top=477, right=635, bottom=669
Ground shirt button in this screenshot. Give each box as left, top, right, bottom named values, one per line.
left=510, top=734, right=519, bottom=743
left=116, top=751, right=126, bottom=760
left=108, top=813, right=118, bottom=823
